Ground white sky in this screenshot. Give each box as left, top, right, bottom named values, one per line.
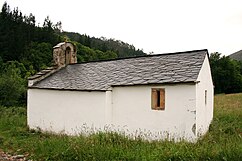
left=1, top=0, right=242, bottom=55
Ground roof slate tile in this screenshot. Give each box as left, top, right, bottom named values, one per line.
left=31, top=50, right=207, bottom=90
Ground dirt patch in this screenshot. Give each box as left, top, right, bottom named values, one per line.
left=0, top=149, right=29, bottom=161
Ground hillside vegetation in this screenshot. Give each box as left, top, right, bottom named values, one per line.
left=229, top=50, right=242, bottom=61
left=0, top=93, right=241, bottom=160
left=0, top=2, right=145, bottom=107
left=1, top=2, right=242, bottom=105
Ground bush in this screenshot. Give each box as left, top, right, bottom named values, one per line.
left=0, top=61, right=26, bottom=106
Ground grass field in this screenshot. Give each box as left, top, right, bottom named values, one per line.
left=0, top=94, right=241, bottom=160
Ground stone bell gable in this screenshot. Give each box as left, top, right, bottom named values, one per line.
left=28, top=42, right=77, bottom=86
left=53, top=42, right=77, bottom=67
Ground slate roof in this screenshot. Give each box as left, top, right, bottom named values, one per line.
left=31, top=49, right=208, bottom=91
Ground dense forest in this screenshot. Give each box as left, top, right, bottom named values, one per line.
left=0, top=2, right=242, bottom=107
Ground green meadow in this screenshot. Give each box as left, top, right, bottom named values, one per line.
left=0, top=93, right=241, bottom=160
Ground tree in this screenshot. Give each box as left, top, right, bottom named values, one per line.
left=24, top=13, right=36, bottom=26
left=53, top=21, right=62, bottom=33
left=43, top=16, right=53, bottom=29
left=210, top=52, right=242, bottom=94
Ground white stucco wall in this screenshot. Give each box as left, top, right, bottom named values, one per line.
left=111, top=84, right=197, bottom=141
left=27, top=89, right=106, bottom=135
left=196, top=54, right=214, bottom=136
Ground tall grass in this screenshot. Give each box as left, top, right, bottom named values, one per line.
left=0, top=93, right=241, bottom=160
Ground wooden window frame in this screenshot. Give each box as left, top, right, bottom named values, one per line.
left=151, top=88, right=165, bottom=110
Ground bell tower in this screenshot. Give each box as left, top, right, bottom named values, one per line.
left=53, top=42, right=77, bottom=68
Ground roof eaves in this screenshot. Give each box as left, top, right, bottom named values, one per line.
left=28, top=86, right=107, bottom=92
left=110, top=81, right=197, bottom=88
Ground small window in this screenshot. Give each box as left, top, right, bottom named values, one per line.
left=205, top=90, right=207, bottom=105
left=151, top=88, right=165, bottom=110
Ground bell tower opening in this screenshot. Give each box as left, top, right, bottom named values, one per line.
left=65, top=47, right=71, bottom=65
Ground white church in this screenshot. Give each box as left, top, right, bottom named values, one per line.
left=27, top=42, right=214, bottom=142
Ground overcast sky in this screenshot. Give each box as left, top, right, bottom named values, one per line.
left=1, top=0, right=242, bottom=55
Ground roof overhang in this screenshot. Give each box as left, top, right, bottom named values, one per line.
left=28, top=81, right=198, bottom=92
left=28, top=87, right=106, bottom=92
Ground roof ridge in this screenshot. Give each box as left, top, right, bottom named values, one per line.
left=70, top=49, right=208, bottom=65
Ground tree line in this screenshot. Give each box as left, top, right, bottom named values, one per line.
left=0, top=2, right=146, bottom=71
left=0, top=2, right=145, bottom=106
left=0, top=2, right=242, bottom=107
